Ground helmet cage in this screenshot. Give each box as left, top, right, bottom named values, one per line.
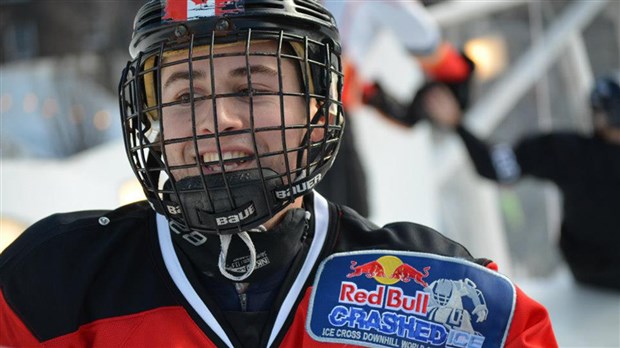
left=119, top=28, right=344, bottom=235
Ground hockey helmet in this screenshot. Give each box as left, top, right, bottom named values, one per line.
left=119, top=0, right=344, bottom=235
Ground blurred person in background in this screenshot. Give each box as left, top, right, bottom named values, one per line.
left=423, top=75, right=620, bottom=291
left=316, top=0, right=474, bottom=217
left=0, top=0, right=557, bottom=347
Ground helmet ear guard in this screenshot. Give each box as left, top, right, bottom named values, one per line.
left=119, top=0, right=344, bottom=235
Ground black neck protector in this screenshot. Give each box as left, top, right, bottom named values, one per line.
left=171, top=206, right=311, bottom=283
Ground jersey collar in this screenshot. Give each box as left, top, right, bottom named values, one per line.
left=155, top=190, right=330, bottom=347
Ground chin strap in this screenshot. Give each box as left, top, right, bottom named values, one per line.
left=218, top=226, right=267, bottom=281
left=170, top=208, right=311, bottom=282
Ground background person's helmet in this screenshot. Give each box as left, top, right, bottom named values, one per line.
left=119, top=0, right=344, bottom=235
left=590, top=76, right=620, bottom=128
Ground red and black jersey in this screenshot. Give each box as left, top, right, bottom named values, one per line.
left=1, top=193, right=557, bottom=347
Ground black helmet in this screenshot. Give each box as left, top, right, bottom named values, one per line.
left=119, top=0, right=344, bottom=235
left=590, top=76, right=620, bottom=127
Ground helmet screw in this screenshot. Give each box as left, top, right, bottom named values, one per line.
left=174, top=25, right=188, bottom=38
left=215, top=19, right=230, bottom=31
left=98, top=216, right=110, bottom=226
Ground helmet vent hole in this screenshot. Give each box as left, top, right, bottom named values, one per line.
left=293, top=0, right=331, bottom=22
left=244, top=1, right=285, bottom=10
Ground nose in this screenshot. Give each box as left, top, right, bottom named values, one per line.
left=195, top=97, right=245, bottom=135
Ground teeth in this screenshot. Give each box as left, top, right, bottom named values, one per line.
left=202, top=152, right=219, bottom=163
left=202, top=151, right=248, bottom=164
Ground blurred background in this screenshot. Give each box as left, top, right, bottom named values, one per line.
left=1, top=1, right=619, bottom=346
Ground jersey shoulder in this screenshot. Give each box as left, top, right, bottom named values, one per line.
left=308, top=204, right=526, bottom=348
left=0, top=201, right=152, bottom=271
left=332, top=204, right=487, bottom=265
left=0, top=202, right=176, bottom=342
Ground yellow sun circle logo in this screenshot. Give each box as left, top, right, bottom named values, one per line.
left=374, top=256, right=403, bottom=285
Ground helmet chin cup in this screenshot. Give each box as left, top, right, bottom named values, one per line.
left=163, top=169, right=284, bottom=235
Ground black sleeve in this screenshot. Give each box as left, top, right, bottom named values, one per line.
left=456, top=126, right=584, bottom=184
left=455, top=125, right=504, bottom=181
left=513, top=132, right=583, bottom=183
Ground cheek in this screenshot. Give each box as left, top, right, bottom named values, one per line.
left=251, top=95, right=307, bottom=125
left=163, top=142, right=186, bottom=165
left=162, top=112, right=191, bottom=138
left=252, top=96, right=306, bottom=142
left=160, top=113, right=191, bottom=162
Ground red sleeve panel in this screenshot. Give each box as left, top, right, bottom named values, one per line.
left=1, top=289, right=216, bottom=348
left=486, top=261, right=558, bottom=347
left=505, top=286, right=558, bottom=347
left=1, top=289, right=42, bottom=347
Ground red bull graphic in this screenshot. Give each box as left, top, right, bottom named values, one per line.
left=425, top=278, right=489, bottom=335
left=391, top=264, right=431, bottom=287
left=338, top=282, right=430, bottom=315
left=346, top=255, right=431, bottom=287
left=347, top=260, right=387, bottom=278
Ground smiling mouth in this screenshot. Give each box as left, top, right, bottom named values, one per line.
left=200, top=151, right=254, bottom=173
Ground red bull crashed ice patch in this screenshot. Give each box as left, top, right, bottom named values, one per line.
left=306, top=251, right=517, bottom=348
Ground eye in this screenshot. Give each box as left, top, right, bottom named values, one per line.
left=177, top=92, right=205, bottom=105
left=236, top=87, right=277, bottom=99
left=237, top=87, right=258, bottom=96
left=179, top=93, right=191, bottom=104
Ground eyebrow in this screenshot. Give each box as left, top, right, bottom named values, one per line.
left=163, top=70, right=206, bottom=90
left=229, top=64, right=279, bottom=78
left=162, top=64, right=278, bottom=89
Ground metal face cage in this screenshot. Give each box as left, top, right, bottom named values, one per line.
left=119, top=29, right=344, bottom=235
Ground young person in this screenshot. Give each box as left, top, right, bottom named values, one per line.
left=0, top=1, right=557, bottom=347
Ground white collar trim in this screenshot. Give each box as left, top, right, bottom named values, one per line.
left=156, top=214, right=234, bottom=347
left=155, top=191, right=330, bottom=347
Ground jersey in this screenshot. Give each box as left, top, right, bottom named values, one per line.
left=0, top=192, right=557, bottom=347
left=457, top=126, right=620, bottom=290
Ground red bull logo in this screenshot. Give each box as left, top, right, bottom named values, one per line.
left=347, top=260, right=386, bottom=278
left=338, top=282, right=430, bottom=315
left=392, top=264, right=431, bottom=287
left=346, top=256, right=430, bottom=287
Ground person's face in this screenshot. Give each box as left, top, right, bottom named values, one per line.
left=593, top=111, right=620, bottom=144
left=599, top=126, right=620, bottom=144
left=159, top=40, right=317, bottom=181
